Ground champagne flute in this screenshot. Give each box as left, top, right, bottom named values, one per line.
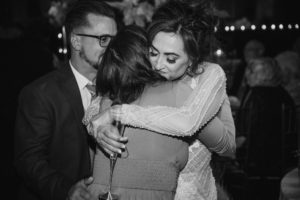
left=99, top=101, right=125, bottom=200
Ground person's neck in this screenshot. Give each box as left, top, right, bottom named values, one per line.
left=171, top=73, right=191, bottom=83
left=70, top=57, right=96, bottom=82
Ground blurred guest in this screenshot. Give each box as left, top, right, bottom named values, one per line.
left=235, top=57, right=297, bottom=199
left=236, top=57, right=296, bottom=174
left=276, top=50, right=300, bottom=170
left=229, top=39, right=265, bottom=100
left=275, top=51, right=300, bottom=107
left=292, top=36, right=300, bottom=57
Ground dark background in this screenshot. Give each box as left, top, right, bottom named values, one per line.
left=0, top=0, right=299, bottom=199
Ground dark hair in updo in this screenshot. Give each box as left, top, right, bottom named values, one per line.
left=147, top=0, right=218, bottom=76
left=96, top=25, right=166, bottom=104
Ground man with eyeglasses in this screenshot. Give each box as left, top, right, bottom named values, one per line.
left=14, top=1, right=118, bottom=200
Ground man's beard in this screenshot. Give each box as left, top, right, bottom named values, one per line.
left=79, top=49, right=99, bottom=70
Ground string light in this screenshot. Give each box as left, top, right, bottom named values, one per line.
left=57, top=26, right=69, bottom=56
left=221, top=23, right=299, bottom=32
left=56, top=23, right=300, bottom=53
left=214, top=26, right=218, bottom=32
left=279, top=24, right=283, bottom=30
left=214, top=48, right=224, bottom=57
left=261, top=24, right=267, bottom=30
left=271, top=24, right=276, bottom=30
left=251, top=25, right=256, bottom=30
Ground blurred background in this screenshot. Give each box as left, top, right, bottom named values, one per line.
left=1, top=0, right=299, bottom=199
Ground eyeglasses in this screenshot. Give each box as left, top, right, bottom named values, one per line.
left=75, top=33, right=114, bottom=47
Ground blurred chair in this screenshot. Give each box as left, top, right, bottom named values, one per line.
left=235, top=104, right=297, bottom=200
left=280, top=104, right=298, bottom=174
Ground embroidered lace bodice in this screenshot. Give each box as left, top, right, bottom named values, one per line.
left=83, top=63, right=235, bottom=200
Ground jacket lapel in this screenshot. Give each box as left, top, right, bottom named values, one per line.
left=57, top=63, right=93, bottom=172
left=58, top=63, right=86, bottom=131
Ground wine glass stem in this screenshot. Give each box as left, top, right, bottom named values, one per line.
left=107, top=121, right=124, bottom=193
left=108, top=155, right=117, bottom=193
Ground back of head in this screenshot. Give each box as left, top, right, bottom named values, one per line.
left=293, top=36, right=300, bottom=56
left=275, top=50, right=300, bottom=85
left=96, top=25, right=165, bottom=104
left=147, top=0, right=218, bottom=75
left=243, top=39, right=265, bottom=63
left=64, top=0, right=118, bottom=45
left=246, top=57, right=282, bottom=87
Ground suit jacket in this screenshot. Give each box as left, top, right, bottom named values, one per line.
left=14, top=63, right=93, bottom=200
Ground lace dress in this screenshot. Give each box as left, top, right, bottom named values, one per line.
left=84, top=63, right=235, bottom=199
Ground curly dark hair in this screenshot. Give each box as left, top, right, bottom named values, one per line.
left=147, top=0, right=219, bottom=76
left=96, top=25, right=166, bottom=104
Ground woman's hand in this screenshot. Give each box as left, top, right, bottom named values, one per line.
left=90, top=107, right=128, bottom=156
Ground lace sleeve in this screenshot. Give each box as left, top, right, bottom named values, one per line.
left=201, top=96, right=236, bottom=155
left=114, top=64, right=227, bottom=137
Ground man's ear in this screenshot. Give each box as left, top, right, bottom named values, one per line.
left=70, top=33, right=81, bottom=50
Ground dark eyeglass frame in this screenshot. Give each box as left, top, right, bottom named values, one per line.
left=75, top=33, right=114, bottom=47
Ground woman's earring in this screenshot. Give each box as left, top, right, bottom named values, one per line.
left=187, top=65, right=192, bottom=73
left=198, top=66, right=204, bottom=73
left=186, top=64, right=194, bottom=76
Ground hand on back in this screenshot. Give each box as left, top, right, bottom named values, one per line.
left=90, top=106, right=127, bottom=156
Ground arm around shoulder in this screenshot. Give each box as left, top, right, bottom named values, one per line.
left=198, top=95, right=236, bottom=157
left=113, top=62, right=227, bottom=137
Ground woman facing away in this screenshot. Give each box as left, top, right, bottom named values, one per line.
left=84, top=0, right=235, bottom=199
left=86, top=25, right=190, bottom=200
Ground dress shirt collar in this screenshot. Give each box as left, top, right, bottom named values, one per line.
left=69, top=60, right=92, bottom=90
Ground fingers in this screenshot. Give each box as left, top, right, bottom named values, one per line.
left=68, top=178, right=94, bottom=200
left=77, top=178, right=94, bottom=200
left=84, top=176, right=94, bottom=186
left=102, top=126, right=128, bottom=147
left=101, top=146, right=114, bottom=156
left=78, top=187, right=92, bottom=200
left=96, top=125, right=126, bottom=154
left=99, top=139, right=122, bottom=155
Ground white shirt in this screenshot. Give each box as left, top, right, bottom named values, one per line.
left=69, top=60, right=94, bottom=111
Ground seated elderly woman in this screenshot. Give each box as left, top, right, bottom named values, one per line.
left=236, top=57, right=297, bottom=177
left=234, top=57, right=297, bottom=199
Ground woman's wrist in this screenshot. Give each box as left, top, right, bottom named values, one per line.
left=111, top=104, right=125, bottom=122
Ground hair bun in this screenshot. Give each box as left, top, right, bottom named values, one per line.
left=178, top=0, right=217, bottom=32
